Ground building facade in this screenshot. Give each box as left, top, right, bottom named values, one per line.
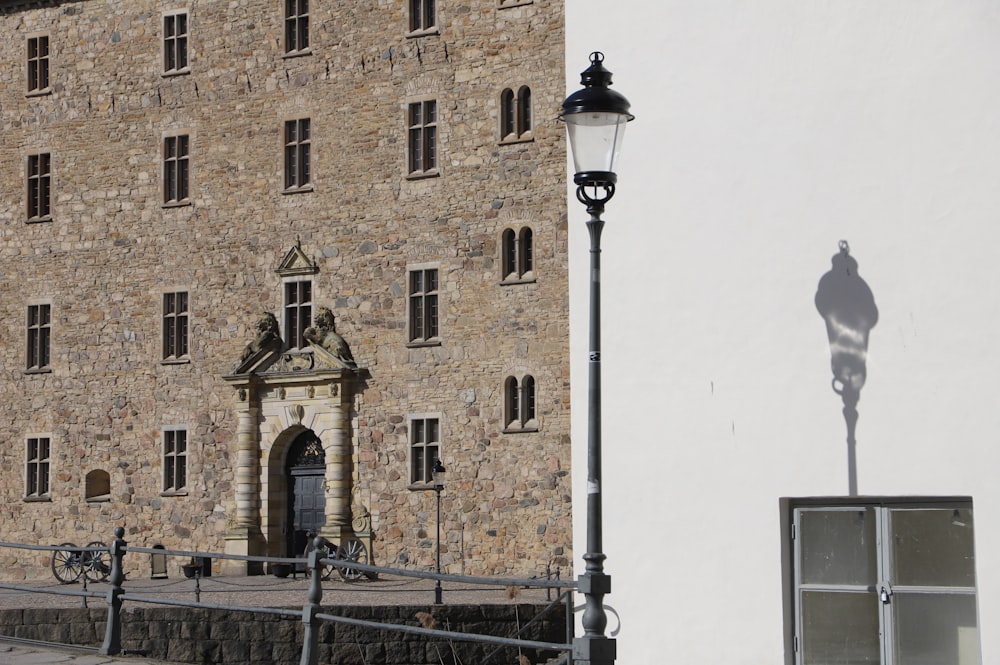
left=567, top=3, right=1000, bottom=665
left=0, top=0, right=570, bottom=580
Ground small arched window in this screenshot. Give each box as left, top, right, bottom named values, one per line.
left=501, top=226, right=534, bottom=282
left=500, top=86, right=532, bottom=141
left=501, top=88, right=516, bottom=138
left=517, top=86, right=532, bottom=136
left=504, top=374, right=537, bottom=430
left=85, top=469, right=111, bottom=502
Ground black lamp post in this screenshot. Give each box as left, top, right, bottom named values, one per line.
left=432, top=458, right=446, bottom=605
left=559, top=51, right=633, bottom=665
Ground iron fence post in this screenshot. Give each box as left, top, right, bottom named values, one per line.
left=99, top=526, right=126, bottom=656
left=299, top=536, right=325, bottom=665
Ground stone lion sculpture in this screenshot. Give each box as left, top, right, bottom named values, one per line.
left=304, top=307, right=357, bottom=369
left=239, top=311, right=282, bottom=363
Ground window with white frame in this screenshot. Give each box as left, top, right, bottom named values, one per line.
left=284, top=118, right=312, bottom=191
left=410, top=417, right=440, bottom=484
left=27, top=152, right=52, bottom=221
left=408, top=267, right=439, bottom=343
left=501, top=227, right=534, bottom=281
left=163, top=134, right=190, bottom=204
left=284, top=279, right=313, bottom=350
left=163, top=429, right=187, bottom=493
left=284, top=0, right=309, bottom=54
left=26, top=303, right=51, bottom=371
left=500, top=86, right=532, bottom=141
left=408, top=0, right=435, bottom=33
left=26, top=436, right=50, bottom=498
left=407, top=100, right=437, bottom=175
left=790, top=500, right=979, bottom=665
left=162, top=291, right=189, bottom=360
left=27, top=35, right=50, bottom=94
left=504, top=375, right=536, bottom=430
left=163, top=11, right=189, bottom=74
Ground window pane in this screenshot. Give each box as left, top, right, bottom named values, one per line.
left=503, top=229, right=516, bottom=277
left=800, top=508, right=877, bottom=586
left=412, top=446, right=425, bottom=482
left=502, top=90, right=515, bottom=137
left=891, top=508, right=976, bottom=588
left=801, top=590, right=880, bottom=665
left=894, top=592, right=979, bottom=665
left=427, top=294, right=438, bottom=336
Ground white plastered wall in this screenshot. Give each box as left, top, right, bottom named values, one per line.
left=567, top=2, right=1000, bottom=663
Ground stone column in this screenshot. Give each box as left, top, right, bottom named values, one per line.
left=235, top=401, right=261, bottom=527
left=322, top=382, right=352, bottom=541
left=224, top=387, right=263, bottom=574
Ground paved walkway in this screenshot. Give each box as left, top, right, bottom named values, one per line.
left=0, top=641, right=179, bottom=665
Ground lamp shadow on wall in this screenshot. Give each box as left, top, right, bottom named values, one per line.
left=815, top=241, right=879, bottom=496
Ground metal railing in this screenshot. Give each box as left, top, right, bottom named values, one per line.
left=0, top=528, right=576, bottom=665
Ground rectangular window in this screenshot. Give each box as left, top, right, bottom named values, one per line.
left=408, top=0, right=435, bottom=32
left=284, top=0, right=309, bottom=53
left=284, top=118, right=312, bottom=190
left=163, top=135, right=190, bottom=204
left=408, top=268, right=439, bottom=342
left=410, top=417, right=440, bottom=484
left=27, top=35, right=50, bottom=93
left=163, top=429, right=187, bottom=492
left=27, top=304, right=51, bottom=371
left=162, top=291, right=189, bottom=360
left=284, top=280, right=313, bottom=349
left=407, top=100, right=437, bottom=175
left=791, top=500, right=979, bottom=665
left=163, top=12, right=189, bottom=73
left=26, top=437, right=50, bottom=498
left=27, top=153, right=51, bottom=220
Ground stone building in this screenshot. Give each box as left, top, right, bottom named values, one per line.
left=0, top=0, right=570, bottom=580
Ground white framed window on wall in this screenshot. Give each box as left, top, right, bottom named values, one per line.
left=162, top=291, right=189, bottom=361
left=284, top=279, right=313, bottom=350
left=26, top=34, right=50, bottom=94
left=504, top=374, right=536, bottom=431
left=25, top=436, right=51, bottom=499
left=162, top=428, right=188, bottom=494
left=26, top=302, right=52, bottom=371
left=163, top=10, right=189, bottom=74
left=284, top=0, right=309, bottom=55
left=501, top=226, right=534, bottom=282
left=790, top=499, right=980, bottom=665
left=409, top=416, right=440, bottom=485
left=407, top=266, right=439, bottom=344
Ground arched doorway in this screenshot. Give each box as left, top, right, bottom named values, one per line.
left=286, top=429, right=326, bottom=557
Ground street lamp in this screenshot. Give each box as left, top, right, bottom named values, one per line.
left=560, top=51, right=633, bottom=665
left=432, top=458, right=446, bottom=605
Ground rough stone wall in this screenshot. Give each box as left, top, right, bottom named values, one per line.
left=0, top=0, right=569, bottom=580
left=0, top=604, right=568, bottom=665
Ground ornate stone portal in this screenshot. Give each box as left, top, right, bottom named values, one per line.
left=222, top=311, right=360, bottom=575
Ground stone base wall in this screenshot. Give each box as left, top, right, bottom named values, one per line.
left=0, top=604, right=567, bottom=665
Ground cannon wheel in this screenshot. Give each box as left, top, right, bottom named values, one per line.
left=336, top=537, right=368, bottom=581
left=83, top=541, right=110, bottom=582
left=51, top=543, right=83, bottom=584
left=318, top=543, right=336, bottom=581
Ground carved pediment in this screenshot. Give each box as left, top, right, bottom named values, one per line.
left=276, top=243, right=318, bottom=277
